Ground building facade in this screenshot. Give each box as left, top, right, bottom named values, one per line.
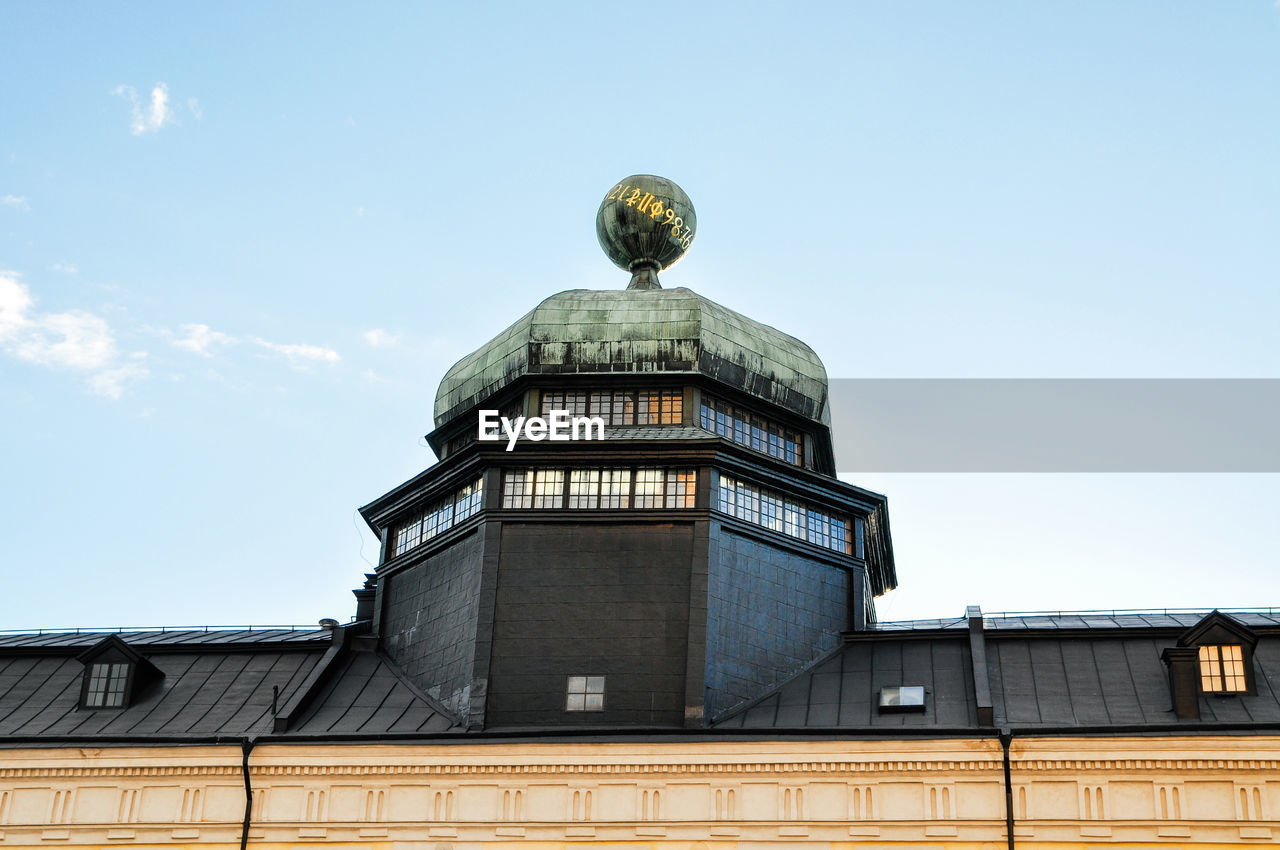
left=2, top=179, right=1278, bottom=847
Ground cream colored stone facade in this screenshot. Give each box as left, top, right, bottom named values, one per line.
left=0, top=735, right=1276, bottom=847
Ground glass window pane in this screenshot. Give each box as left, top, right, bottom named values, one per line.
left=635, top=469, right=663, bottom=508
left=663, top=391, right=683, bottom=425
left=503, top=470, right=534, bottom=509
left=666, top=470, right=696, bottom=509
left=601, top=470, right=631, bottom=509
left=568, top=469, right=600, bottom=509
left=532, top=469, right=564, bottom=509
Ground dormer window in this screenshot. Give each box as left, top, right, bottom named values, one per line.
left=1162, top=611, right=1258, bottom=718
left=76, top=635, right=163, bottom=710
left=1198, top=644, right=1247, bottom=693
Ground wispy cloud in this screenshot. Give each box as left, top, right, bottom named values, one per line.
left=1, top=194, right=29, bottom=212
left=254, top=338, right=341, bottom=369
left=49, top=262, right=78, bottom=274
left=187, top=98, right=203, bottom=120
left=362, top=328, right=400, bottom=348
left=89, top=355, right=150, bottom=400
left=112, top=83, right=176, bottom=135
left=167, top=322, right=236, bottom=357
left=0, top=271, right=148, bottom=398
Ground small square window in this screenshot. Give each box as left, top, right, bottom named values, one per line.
left=878, top=685, right=926, bottom=712
left=566, top=675, right=605, bottom=711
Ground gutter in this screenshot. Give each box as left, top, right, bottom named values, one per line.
left=1000, top=728, right=1015, bottom=850
left=240, top=736, right=255, bottom=850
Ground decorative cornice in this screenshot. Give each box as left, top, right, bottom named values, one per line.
left=3, top=757, right=1277, bottom=780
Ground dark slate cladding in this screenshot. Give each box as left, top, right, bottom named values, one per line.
left=381, top=531, right=484, bottom=720
left=485, top=522, right=693, bottom=728
left=705, top=525, right=850, bottom=722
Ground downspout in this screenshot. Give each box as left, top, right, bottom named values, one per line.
left=240, top=736, right=256, bottom=850
left=999, top=728, right=1015, bottom=850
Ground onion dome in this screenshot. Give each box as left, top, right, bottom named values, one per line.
left=434, top=286, right=828, bottom=429
left=434, top=175, right=828, bottom=430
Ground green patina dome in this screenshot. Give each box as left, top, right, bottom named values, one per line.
left=434, top=287, right=828, bottom=429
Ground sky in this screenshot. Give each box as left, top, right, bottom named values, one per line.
left=1, top=2, right=1278, bottom=630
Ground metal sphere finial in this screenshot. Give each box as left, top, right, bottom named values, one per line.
left=596, top=175, right=696, bottom=290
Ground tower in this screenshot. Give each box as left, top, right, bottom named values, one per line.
left=358, top=175, right=896, bottom=729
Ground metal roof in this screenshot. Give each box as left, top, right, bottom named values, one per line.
left=0, top=628, right=333, bottom=650
left=0, top=632, right=460, bottom=740
left=713, top=637, right=980, bottom=730
left=716, top=618, right=1280, bottom=731
left=873, top=609, right=1280, bottom=633
left=434, top=287, right=829, bottom=428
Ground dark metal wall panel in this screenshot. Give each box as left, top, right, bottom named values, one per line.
left=381, top=532, right=484, bottom=720
left=1244, top=641, right=1280, bottom=722
left=837, top=641, right=874, bottom=727
left=486, top=522, right=693, bottom=728
left=1091, top=641, right=1146, bottom=723
left=1027, top=641, right=1075, bottom=726
left=930, top=640, right=977, bottom=727
left=1121, top=639, right=1175, bottom=724
left=705, top=526, right=848, bottom=721
left=994, top=641, right=1042, bottom=725
left=1058, top=641, right=1109, bottom=725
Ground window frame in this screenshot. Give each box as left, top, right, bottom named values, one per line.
left=82, top=661, right=133, bottom=709
left=1198, top=643, right=1249, bottom=694
left=502, top=467, right=696, bottom=511
left=1175, top=611, right=1259, bottom=697
left=565, top=675, right=606, bottom=712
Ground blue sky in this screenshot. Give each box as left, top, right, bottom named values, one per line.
left=2, top=2, right=1278, bottom=629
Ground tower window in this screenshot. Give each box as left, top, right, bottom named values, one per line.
left=700, top=395, right=803, bottom=466
left=566, top=676, right=605, bottom=711
left=1199, top=644, right=1247, bottom=692
left=716, top=472, right=863, bottom=557
left=392, top=476, right=484, bottom=558
left=85, top=662, right=130, bottom=708
left=541, top=389, right=682, bottom=426
left=502, top=468, right=694, bottom=510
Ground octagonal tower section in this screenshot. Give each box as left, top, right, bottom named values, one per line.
left=359, top=283, right=896, bottom=730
